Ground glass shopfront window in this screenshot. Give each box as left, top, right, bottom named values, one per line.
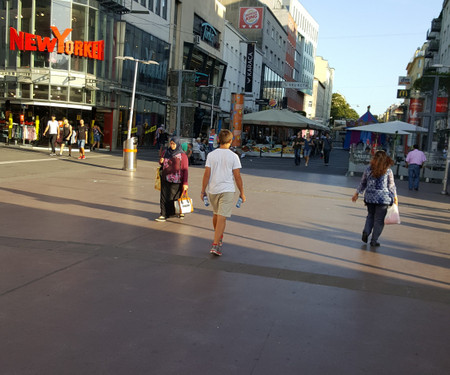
left=33, top=84, right=49, bottom=100
left=70, top=87, right=83, bottom=102
left=262, top=65, right=284, bottom=105
left=19, top=0, right=32, bottom=68
left=51, top=85, right=68, bottom=101
left=34, top=0, right=51, bottom=68
left=71, top=3, right=86, bottom=73
left=50, top=0, right=71, bottom=70
left=87, top=7, right=97, bottom=75
left=122, top=24, right=170, bottom=98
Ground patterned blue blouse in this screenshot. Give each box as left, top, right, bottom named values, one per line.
left=356, top=166, right=397, bottom=205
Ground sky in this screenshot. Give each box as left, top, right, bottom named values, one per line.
left=299, top=0, right=444, bottom=117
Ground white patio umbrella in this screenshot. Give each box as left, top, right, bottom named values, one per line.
left=347, top=121, right=427, bottom=134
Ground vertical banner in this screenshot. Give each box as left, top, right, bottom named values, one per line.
left=436, top=97, right=448, bottom=113
left=230, top=93, right=244, bottom=147
left=408, top=98, right=424, bottom=126
left=245, top=43, right=255, bottom=93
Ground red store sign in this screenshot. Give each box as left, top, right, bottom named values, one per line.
left=9, top=27, right=104, bottom=61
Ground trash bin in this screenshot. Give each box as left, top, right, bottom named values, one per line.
left=123, top=137, right=138, bottom=171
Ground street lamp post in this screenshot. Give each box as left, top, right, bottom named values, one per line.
left=430, top=64, right=450, bottom=194
left=115, top=56, right=159, bottom=171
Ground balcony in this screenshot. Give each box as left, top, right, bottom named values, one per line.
left=427, top=39, right=440, bottom=52
left=427, top=29, right=438, bottom=40
left=98, top=0, right=130, bottom=14
left=431, top=18, right=441, bottom=32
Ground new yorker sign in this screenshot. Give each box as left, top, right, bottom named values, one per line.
left=9, top=27, right=105, bottom=61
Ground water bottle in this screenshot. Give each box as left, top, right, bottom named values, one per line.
left=203, top=195, right=210, bottom=206
left=236, top=197, right=243, bottom=208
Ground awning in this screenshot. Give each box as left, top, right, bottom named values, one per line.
left=243, top=109, right=329, bottom=131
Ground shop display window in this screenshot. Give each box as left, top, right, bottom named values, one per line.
left=33, top=84, right=49, bottom=100
left=50, top=85, right=67, bottom=101
left=70, top=87, right=83, bottom=103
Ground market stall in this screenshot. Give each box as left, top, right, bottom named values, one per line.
left=241, top=109, right=329, bottom=157
left=346, top=121, right=429, bottom=178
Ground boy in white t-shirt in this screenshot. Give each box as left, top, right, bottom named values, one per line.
left=201, top=129, right=246, bottom=256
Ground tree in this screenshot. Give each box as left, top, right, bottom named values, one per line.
left=330, top=93, right=359, bottom=121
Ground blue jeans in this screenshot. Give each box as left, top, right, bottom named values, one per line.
left=294, top=149, right=302, bottom=165
left=363, top=203, right=388, bottom=242
left=408, top=164, right=421, bottom=190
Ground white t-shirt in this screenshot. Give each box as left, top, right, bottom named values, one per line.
left=47, top=120, right=59, bottom=135
left=206, top=148, right=242, bottom=194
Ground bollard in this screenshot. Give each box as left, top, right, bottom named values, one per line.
left=123, top=137, right=138, bottom=171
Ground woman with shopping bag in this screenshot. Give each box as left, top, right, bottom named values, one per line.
left=351, top=150, right=398, bottom=247
left=155, top=137, right=189, bottom=222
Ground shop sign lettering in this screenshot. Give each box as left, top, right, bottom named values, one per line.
left=201, top=23, right=217, bottom=44
left=9, top=27, right=104, bottom=61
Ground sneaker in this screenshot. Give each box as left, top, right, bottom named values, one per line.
left=78, top=156, right=83, bottom=159
left=179, top=213, right=185, bottom=219
left=50, top=153, right=56, bottom=156
left=155, top=216, right=166, bottom=222
left=362, top=231, right=368, bottom=243
left=82, top=155, right=86, bottom=159
left=210, top=244, right=222, bottom=256
left=370, top=240, right=380, bottom=247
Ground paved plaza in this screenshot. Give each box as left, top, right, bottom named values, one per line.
left=0, top=144, right=449, bottom=375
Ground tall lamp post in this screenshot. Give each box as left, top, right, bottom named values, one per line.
left=430, top=64, right=450, bottom=195
left=115, top=56, right=159, bottom=171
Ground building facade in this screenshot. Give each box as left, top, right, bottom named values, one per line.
left=312, top=56, right=334, bottom=125
left=0, top=0, right=170, bottom=150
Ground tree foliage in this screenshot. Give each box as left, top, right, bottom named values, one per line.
left=330, top=93, right=359, bottom=121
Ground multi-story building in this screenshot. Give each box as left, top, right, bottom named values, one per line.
left=219, top=0, right=288, bottom=109
left=168, top=0, right=227, bottom=138
left=0, top=0, right=171, bottom=150
left=312, top=56, right=334, bottom=125
left=220, top=21, right=263, bottom=115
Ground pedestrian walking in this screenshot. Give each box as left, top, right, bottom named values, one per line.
left=405, top=144, right=427, bottom=191
left=302, top=134, right=314, bottom=167
left=292, top=131, right=303, bottom=166
left=201, top=129, right=245, bottom=256
left=156, top=125, right=168, bottom=157
left=155, top=137, right=189, bottom=222
left=42, top=115, right=59, bottom=156
left=77, top=119, right=88, bottom=160
left=352, top=150, right=398, bottom=247
left=59, top=118, right=73, bottom=156
left=91, top=123, right=103, bottom=151
left=208, top=128, right=217, bottom=152
left=322, top=132, right=333, bottom=166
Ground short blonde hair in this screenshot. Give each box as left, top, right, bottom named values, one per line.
left=218, top=129, right=233, bottom=144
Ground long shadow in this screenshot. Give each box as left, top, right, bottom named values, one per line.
left=121, top=193, right=450, bottom=270
left=1, top=202, right=449, bottom=306
left=0, top=186, right=154, bottom=219
left=58, top=157, right=123, bottom=171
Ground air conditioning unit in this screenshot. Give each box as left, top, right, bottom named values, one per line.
left=194, top=35, right=201, bottom=44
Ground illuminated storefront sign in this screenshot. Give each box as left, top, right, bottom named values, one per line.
left=9, top=27, right=105, bottom=61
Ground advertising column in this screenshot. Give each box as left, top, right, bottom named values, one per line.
left=230, top=93, right=244, bottom=147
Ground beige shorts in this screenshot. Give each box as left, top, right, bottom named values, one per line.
left=209, top=192, right=235, bottom=218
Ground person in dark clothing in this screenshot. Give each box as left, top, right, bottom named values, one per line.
left=322, top=133, right=333, bottom=166
left=155, top=137, right=189, bottom=222
left=77, top=119, right=88, bottom=159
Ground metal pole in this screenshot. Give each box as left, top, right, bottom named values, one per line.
left=176, top=70, right=182, bottom=136
left=442, top=150, right=449, bottom=194
left=427, top=75, right=439, bottom=151
left=210, top=85, right=215, bottom=129
left=128, top=59, right=139, bottom=140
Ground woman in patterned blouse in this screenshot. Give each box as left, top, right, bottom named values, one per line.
left=156, top=137, right=189, bottom=222
left=352, top=150, right=398, bottom=247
